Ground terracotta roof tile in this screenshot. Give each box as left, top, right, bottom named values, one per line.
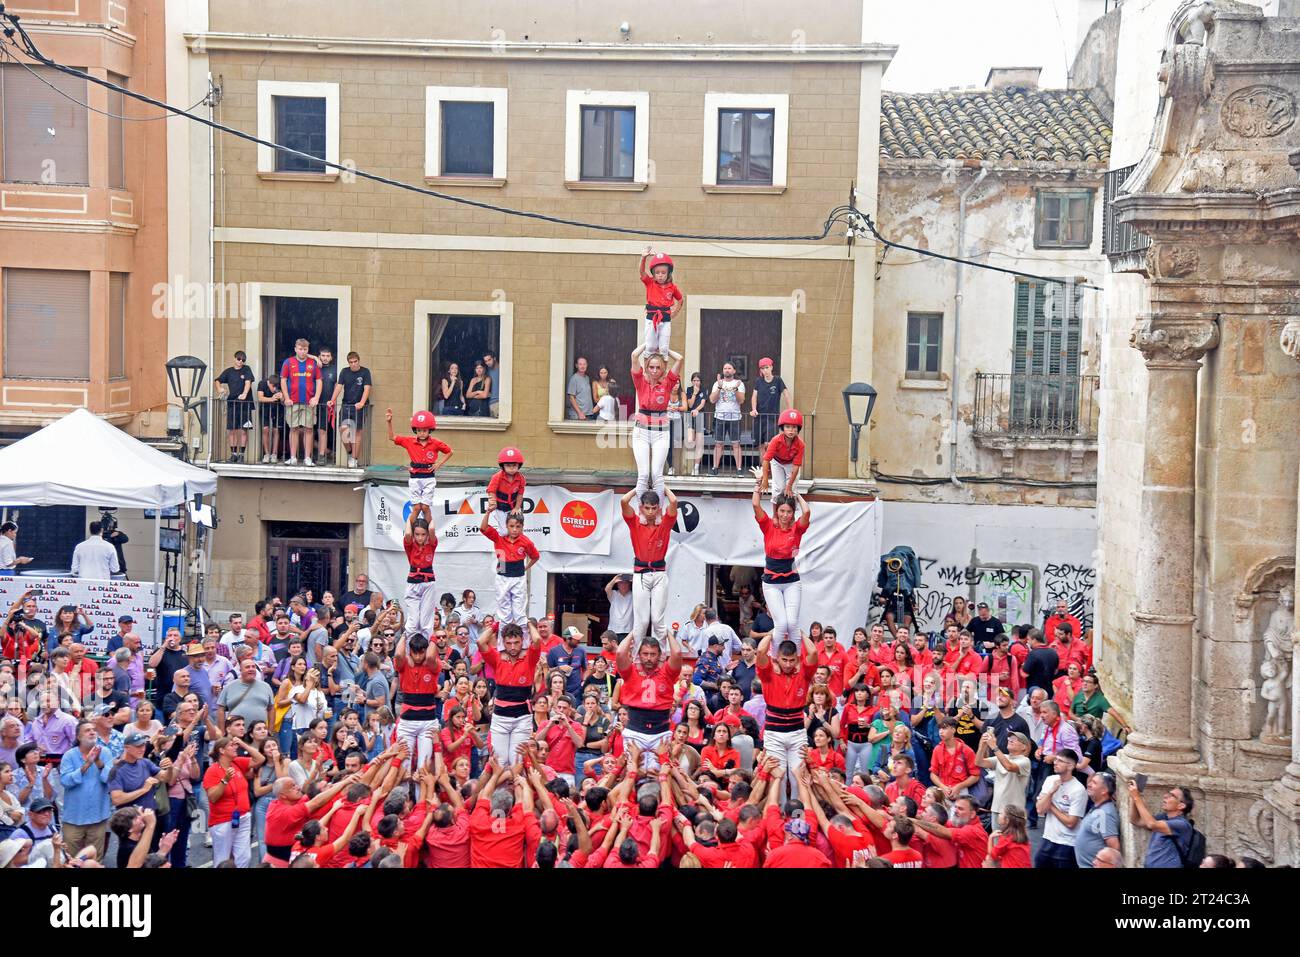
left=880, top=88, right=1111, bottom=165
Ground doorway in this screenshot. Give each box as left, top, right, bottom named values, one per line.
left=705, top=564, right=763, bottom=632
left=262, top=296, right=339, bottom=378
left=550, top=572, right=612, bottom=647
left=266, top=521, right=349, bottom=603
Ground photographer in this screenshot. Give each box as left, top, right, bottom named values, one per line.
left=70, top=521, right=119, bottom=581
left=3, top=592, right=46, bottom=664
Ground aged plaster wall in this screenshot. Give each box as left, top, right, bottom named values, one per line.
left=880, top=501, right=1097, bottom=633
left=872, top=171, right=1104, bottom=507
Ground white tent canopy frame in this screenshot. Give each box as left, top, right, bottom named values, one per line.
left=0, top=409, right=217, bottom=643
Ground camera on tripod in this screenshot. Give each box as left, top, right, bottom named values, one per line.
left=98, top=506, right=118, bottom=539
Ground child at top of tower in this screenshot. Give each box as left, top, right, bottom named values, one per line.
left=639, top=246, right=684, bottom=357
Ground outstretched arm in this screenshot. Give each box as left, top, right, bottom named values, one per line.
left=620, top=488, right=638, bottom=519
left=385, top=408, right=396, bottom=443
left=795, top=492, right=811, bottom=529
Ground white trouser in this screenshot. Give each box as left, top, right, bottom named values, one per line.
left=631, top=426, right=670, bottom=503
left=764, top=578, right=802, bottom=646
left=490, top=712, right=534, bottom=766
left=403, top=580, right=439, bottom=637
left=495, top=574, right=528, bottom=627
left=488, top=508, right=510, bottom=534
left=631, top=571, right=669, bottom=647
left=643, top=318, right=671, bottom=354
left=395, top=716, right=439, bottom=771
left=765, top=728, right=808, bottom=804
left=409, top=476, right=437, bottom=506
left=769, top=460, right=793, bottom=499
left=210, top=813, right=252, bottom=868
left=622, top=728, right=670, bottom=770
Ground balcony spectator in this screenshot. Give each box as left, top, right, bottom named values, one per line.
left=439, top=361, right=467, bottom=417
left=750, top=357, right=790, bottom=447
left=279, top=338, right=322, bottom=466
left=567, top=357, right=594, bottom=420
left=483, top=350, right=501, bottom=417
left=709, top=363, right=745, bottom=476
left=466, top=360, right=493, bottom=417
left=216, top=351, right=256, bottom=463
left=334, top=351, right=373, bottom=469
left=315, top=347, right=339, bottom=463
left=256, top=372, right=284, bottom=463
left=592, top=365, right=615, bottom=408
left=684, top=372, right=707, bottom=475
left=0, top=522, right=32, bottom=575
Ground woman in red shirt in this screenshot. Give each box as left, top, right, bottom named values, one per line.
left=1053, top=662, right=1085, bottom=717
left=890, top=642, right=916, bottom=697
left=804, top=726, right=845, bottom=774
left=439, top=705, right=483, bottom=769
left=751, top=483, right=811, bottom=649
left=833, top=683, right=875, bottom=782
left=203, top=735, right=266, bottom=868
left=986, top=804, right=1032, bottom=868
left=699, top=723, right=740, bottom=783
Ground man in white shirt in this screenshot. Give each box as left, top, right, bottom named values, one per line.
left=700, top=607, right=742, bottom=669
left=679, top=606, right=708, bottom=658
left=604, top=575, right=634, bottom=638
left=70, top=522, right=120, bottom=580
left=219, top=613, right=249, bottom=653
left=1033, top=748, right=1088, bottom=868
left=0, top=522, right=33, bottom=573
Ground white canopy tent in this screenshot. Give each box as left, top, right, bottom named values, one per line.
left=0, top=408, right=217, bottom=641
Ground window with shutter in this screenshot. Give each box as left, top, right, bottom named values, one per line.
left=1011, top=278, right=1083, bottom=434
left=3, top=269, right=90, bottom=379
left=1035, top=189, right=1094, bottom=248
left=0, top=64, right=90, bottom=185
left=107, top=72, right=126, bottom=189
left=109, top=273, right=127, bottom=379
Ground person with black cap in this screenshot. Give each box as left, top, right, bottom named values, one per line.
left=108, top=729, right=174, bottom=813
left=967, top=602, right=1005, bottom=654
left=105, top=614, right=135, bottom=655
left=692, top=634, right=726, bottom=713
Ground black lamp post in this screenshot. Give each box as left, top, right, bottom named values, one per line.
left=841, top=382, right=878, bottom=463
left=165, top=355, right=208, bottom=458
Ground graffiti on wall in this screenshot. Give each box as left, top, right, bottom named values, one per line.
left=907, top=553, right=1094, bottom=634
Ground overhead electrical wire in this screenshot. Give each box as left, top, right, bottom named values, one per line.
left=0, top=8, right=1106, bottom=286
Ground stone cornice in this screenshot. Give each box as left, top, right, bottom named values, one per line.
left=1114, top=189, right=1300, bottom=243
left=1130, top=314, right=1220, bottom=367
left=185, top=32, right=897, bottom=63
left=879, top=159, right=1105, bottom=181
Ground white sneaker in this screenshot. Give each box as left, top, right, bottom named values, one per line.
left=261, top=453, right=271, bottom=464
left=286, top=457, right=298, bottom=466
left=347, top=456, right=358, bottom=468
left=303, top=457, right=314, bottom=467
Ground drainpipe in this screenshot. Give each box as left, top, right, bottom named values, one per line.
left=204, top=72, right=216, bottom=467
left=949, top=166, right=988, bottom=487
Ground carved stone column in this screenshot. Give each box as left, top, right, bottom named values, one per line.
left=1268, top=320, right=1300, bottom=867
left=1122, top=314, right=1219, bottom=767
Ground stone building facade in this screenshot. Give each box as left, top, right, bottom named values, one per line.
left=1095, top=0, right=1300, bottom=866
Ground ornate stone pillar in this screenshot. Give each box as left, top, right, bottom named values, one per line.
left=1122, top=313, right=1219, bottom=767
left=1269, top=320, right=1300, bottom=867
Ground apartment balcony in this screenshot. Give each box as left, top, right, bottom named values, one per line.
left=972, top=372, right=1100, bottom=453
left=209, top=398, right=371, bottom=481
left=1102, top=164, right=1151, bottom=273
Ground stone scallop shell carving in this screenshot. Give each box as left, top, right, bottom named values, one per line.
left=1221, top=85, right=1296, bottom=138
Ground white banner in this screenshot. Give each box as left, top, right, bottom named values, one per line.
left=364, top=484, right=618, bottom=556
left=0, top=576, right=164, bottom=654
left=362, top=484, right=881, bottom=640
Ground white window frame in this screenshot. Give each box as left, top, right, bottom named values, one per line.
left=412, top=299, right=513, bottom=431
left=702, top=93, right=789, bottom=191
left=241, top=282, right=352, bottom=374
left=256, top=81, right=340, bottom=178
left=564, top=90, right=650, bottom=190
left=683, top=294, right=798, bottom=399
left=424, top=87, right=508, bottom=184
left=548, top=304, right=642, bottom=433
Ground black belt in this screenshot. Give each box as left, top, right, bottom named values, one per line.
left=400, top=690, right=439, bottom=707
left=409, top=465, right=436, bottom=477
left=625, top=706, right=670, bottom=735
left=645, top=305, right=672, bottom=319
left=495, top=684, right=530, bottom=703
left=494, top=496, right=518, bottom=511
left=634, top=558, right=666, bottom=574
left=266, top=842, right=293, bottom=862
left=400, top=705, right=441, bottom=721
left=766, top=703, right=804, bottom=732
left=634, top=413, right=670, bottom=429
left=407, top=569, right=435, bottom=583
left=497, top=559, right=525, bottom=577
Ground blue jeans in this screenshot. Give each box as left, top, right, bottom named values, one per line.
left=165, top=799, right=192, bottom=868
left=251, top=794, right=271, bottom=852
left=278, top=721, right=299, bottom=759
left=1026, top=759, right=1049, bottom=825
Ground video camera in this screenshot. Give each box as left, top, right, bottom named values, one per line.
left=98, top=506, right=118, bottom=539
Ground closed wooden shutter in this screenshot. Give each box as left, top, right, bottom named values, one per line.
left=1, top=64, right=90, bottom=185
left=1012, top=278, right=1083, bottom=433
left=3, top=268, right=90, bottom=379
left=109, top=272, right=127, bottom=379
left=107, top=72, right=126, bottom=189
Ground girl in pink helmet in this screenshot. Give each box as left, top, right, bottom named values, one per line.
left=386, top=408, right=453, bottom=524
left=639, top=246, right=684, bottom=357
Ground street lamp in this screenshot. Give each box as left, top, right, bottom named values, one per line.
left=841, top=382, right=878, bottom=463
left=165, top=356, right=208, bottom=457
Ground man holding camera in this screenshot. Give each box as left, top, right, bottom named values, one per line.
left=70, top=521, right=120, bottom=581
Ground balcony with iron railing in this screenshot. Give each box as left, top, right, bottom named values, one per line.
left=209, top=397, right=372, bottom=479
left=972, top=373, right=1100, bottom=446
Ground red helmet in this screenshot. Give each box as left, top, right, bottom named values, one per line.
left=410, top=410, right=436, bottom=430
left=778, top=408, right=804, bottom=430
left=498, top=446, right=525, bottom=465
left=648, top=253, right=674, bottom=275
